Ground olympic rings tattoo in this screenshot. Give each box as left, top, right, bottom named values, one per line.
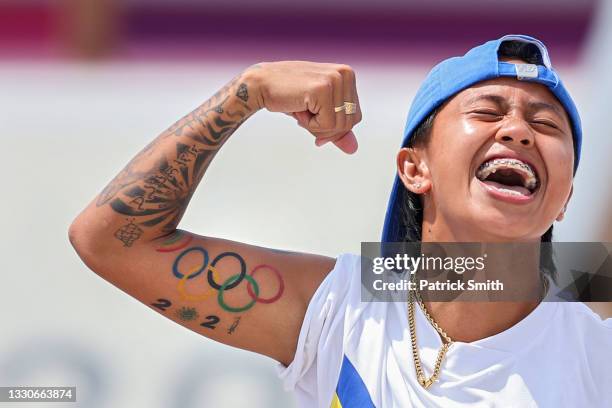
left=173, top=247, right=209, bottom=279
left=178, top=265, right=220, bottom=301
left=217, top=274, right=260, bottom=313
left=207, top=252, right=246, bottom=290
left=247, top=264, right=284, bottom=304
left=166, top=245, right=285, bottom=311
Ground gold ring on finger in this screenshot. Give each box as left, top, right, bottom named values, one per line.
left=343, top=102, right=357, bottom=115
left=334, top=105, right=346, bottom=113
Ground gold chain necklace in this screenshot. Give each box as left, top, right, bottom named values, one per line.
left=407, top=272, right=453, bottom=389
left=407, top=272, right=550, bottom=389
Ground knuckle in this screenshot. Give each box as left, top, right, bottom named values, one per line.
left=314, top=78, right=333, bottom=94
left=336, top=64, right=354, bottom=76
left=356, top=111, right=363, bottom=123
left=330, top=71, right=343, bottom=84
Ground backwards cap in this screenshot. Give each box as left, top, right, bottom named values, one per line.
left=381, top=34, right=582, bottom=243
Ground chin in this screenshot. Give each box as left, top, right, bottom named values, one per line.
left=466, top=208, right=547, bottom=242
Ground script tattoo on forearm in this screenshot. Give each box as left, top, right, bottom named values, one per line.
left=96, top=77, right=254, bottom=245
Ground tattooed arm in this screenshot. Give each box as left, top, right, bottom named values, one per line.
left=68, top=62, right=361, bottom=365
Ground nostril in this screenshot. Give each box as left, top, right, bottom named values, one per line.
left=501, top=136, right=512, bottom=142
left=520, top=139, right=530, bottom=145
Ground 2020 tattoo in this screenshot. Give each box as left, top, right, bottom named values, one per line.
left=150, top=297, right=221, bottom=330
left=96, top=76, right=254, bottom=245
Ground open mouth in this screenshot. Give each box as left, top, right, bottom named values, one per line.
left=476, top=157, right=539, bottom=198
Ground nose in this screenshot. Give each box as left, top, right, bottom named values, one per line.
left=494, top=117, right=535, bottom=147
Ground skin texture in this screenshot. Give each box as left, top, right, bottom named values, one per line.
left=397, top=60, right=575, bottom=341
left=68, top=62, right=362, bottom=366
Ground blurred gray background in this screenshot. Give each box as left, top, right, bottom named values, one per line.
left=1, top=0, right=611, bottom=407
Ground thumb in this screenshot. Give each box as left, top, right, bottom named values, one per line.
left=332, top=131, right=358, bottom=154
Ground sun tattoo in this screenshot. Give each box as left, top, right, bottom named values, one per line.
left=175, top=307, right=200, bottom=322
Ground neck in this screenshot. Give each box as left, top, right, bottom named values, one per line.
left=419, top=223, right=545, bottom=343
left=420, top=300, right=540, bottom=343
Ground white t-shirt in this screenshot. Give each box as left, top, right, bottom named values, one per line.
left=277, top=253, right=612, bottom=408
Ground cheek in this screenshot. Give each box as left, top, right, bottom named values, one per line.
left=428, top=119, right=487, bottom=191
left=538, top=138, right=574, bottom=206
left=432, top=118, right=490, bottom=169
left=539, top=136, right=574, bottom=180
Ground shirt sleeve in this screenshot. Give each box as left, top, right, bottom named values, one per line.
left=276, top=253, right=360, bottom=407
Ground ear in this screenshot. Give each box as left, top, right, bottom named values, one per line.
left=397, top=147, right=432, bottom=195
left=555, top=184, right=573, bottom=222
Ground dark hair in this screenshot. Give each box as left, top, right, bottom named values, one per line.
left=400, top=40, right=565, bottom=278
left=497, top=41, right=544, bottom=65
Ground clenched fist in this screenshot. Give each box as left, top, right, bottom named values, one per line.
left=244, top=61, right=362, bottom=154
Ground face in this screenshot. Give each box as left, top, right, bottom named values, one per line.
left=398, top=75, right=575, bottom=242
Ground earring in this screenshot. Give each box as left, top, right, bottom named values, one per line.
left=414, top=182, right=422, bottom=189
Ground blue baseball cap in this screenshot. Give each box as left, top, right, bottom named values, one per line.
left=381, top=34, right=582, bottom=243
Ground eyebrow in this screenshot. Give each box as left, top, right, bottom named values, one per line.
left=464, top=94, right=507, bottom=108
left=526, top=101, right=564, bottom=116
left=464, top=94, right=564, bottom=117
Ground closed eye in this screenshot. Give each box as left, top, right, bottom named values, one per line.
left=470, top=110, right=503, bottom=121
left=532, top=120, right=559, bottom=129
left=473, top=110, right=501, bottom=116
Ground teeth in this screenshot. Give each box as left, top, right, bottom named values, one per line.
left=497, top=187, right=525, bottom=196
left=476, top=158, right=538, bottom=190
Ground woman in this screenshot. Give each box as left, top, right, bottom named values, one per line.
left=68, top=34, right=611, bottom=407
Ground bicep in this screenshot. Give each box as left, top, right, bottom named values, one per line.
left=84, top=229, right=335, bottom=365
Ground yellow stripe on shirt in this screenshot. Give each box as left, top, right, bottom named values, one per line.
left=330, top=392, right=343, bottom=408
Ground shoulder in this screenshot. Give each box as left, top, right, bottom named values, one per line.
left=564, top=302, right=612, bottom=327
left=556, top=302, right=612, bottom=345
left=276, top=253, right=365, bottom=396
left=301, top=253, right=364, bottom=315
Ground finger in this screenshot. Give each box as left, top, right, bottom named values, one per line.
left=339, top=64, right=362, bottom=130
left=331, top=70, right=347, bottom=132
left=320, top=65, right=359, bottom=154
left=332, top=131, right=358, bottom=154
left=307, top=72, right=343, bottom=132
left=312, top=126, right=357, bottom=148
left=313, top=129, right=358, bottom=154
left=294, top=111, right=314, bottom=127
left=313, top=129, right=346, bottom=146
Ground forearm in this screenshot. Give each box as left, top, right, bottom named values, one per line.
left=70, top=69, right=261, bottom=250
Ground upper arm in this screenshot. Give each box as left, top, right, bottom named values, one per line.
left=72, top=228, right=336, bottom=366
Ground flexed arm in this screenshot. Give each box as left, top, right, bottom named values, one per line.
left=68, top=62, right=361, bottom=365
